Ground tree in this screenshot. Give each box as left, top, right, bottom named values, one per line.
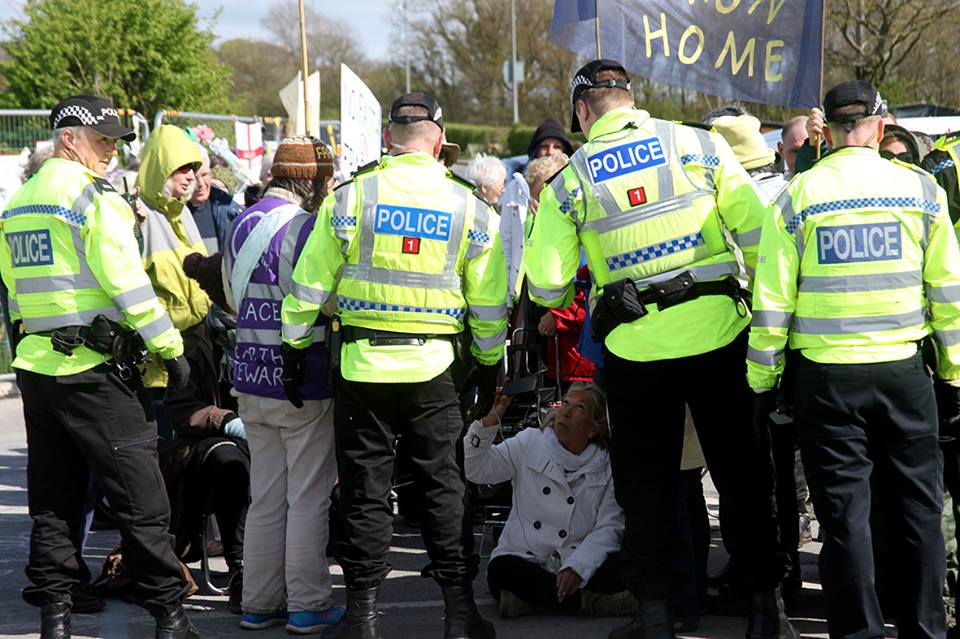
left=409, top=0, right=578, bottom=126
left=260, top=1, right=369, bottom=119
left=0, top=0, right=237, bottom=115
left=826, top=0, right=960, bottom=92
left=217, top=39, right=296, bottom=116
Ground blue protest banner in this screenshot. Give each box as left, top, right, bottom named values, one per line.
left=551, top=0, right=825, bottom=108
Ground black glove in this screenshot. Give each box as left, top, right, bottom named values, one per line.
left=936, top=381, right=960, bottom=441
left=9, top=320, right=23, bottom=353
left=752, top=390, right=777, bottom=431
left=470, top=363, right=501, bottom=421
left=164, top=356, right=191, bottom=391
left=281, top=343, right=308, bottom=409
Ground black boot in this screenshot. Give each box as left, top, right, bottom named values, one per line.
left=325, top=587, right=382, bottom=639
left=154, top=604, right=202, bottom=639
left=745, top=588, right=799, bottom=639
left=40, top=602, right=71, bottom=639
left=226, top=567, right=243, bottom=615
left=609, top=599, right=675, bottom=639
left=441, top=583, right=495, bottom=639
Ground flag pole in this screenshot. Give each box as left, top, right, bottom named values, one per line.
left=594, top=0, right=601, bottom=58
left=298, top=0, right=313, bottom=137
left=816, top=0, right=826, bottom=159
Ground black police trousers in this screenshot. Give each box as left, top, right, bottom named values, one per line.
left=794, top=352, right=945, bottom=639
left=19, top=365, right=188, bottom=612
left=333, top=367, right=478, bottom=589
left=602, top=330, right=784, bottom=601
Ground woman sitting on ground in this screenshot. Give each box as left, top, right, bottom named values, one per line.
left=464, top=383, right=631, bottom=618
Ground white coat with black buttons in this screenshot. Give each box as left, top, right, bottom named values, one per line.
left=464, top=421, right=624, bottom=584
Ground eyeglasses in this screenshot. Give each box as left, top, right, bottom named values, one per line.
left=173, top=164, right=196, bottom=174
left=879, top=150, right=917, bottom=165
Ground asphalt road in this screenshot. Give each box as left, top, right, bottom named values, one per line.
left=0, top=383, right=843, bottom=638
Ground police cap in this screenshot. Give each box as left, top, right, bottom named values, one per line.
left=569, top=59, right=631, bottom=133
left=50, top=95, right=136, bottom=141
left=389, top=92, right=444, bottom=131
left=823, top=81, right=888, bottom=125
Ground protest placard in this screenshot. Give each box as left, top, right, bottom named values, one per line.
left=340, top=64, right=382, bottom=176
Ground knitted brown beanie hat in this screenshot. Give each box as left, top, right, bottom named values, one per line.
left=271, top=136, right=335, bottom=180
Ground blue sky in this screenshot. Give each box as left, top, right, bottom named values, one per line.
left=0, top=0, right=397, bottom=59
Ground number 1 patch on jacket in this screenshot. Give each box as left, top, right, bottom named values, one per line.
left=402, top=237, right=421, bottom=254
left=627, top=187, right=647, bottom=207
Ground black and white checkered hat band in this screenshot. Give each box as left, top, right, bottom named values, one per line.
left=52, top=105, right=98, bottom=128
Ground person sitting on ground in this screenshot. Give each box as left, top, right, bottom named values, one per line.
left=467, top=153, right=507, bottom=208
left=464, top=383, right=631, bottom=618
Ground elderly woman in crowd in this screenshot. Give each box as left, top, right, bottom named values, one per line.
left=464, top=383, right=632, bottom=618
left=467, top=153, right=507, bottom=208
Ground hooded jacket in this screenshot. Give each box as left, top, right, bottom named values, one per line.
left=526, top=118, right=574, bottom=160
left=136, top=124, right=209, bottom=387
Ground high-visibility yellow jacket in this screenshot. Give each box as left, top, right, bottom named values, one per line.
left=0, top=157, right=182, bottom=376
left=281, top=151, right=508, bottom=383
left=136, top=124, right=209, bottom=387
left=525, top=107, right=766, bottom=362
left=747, top=146, right=960, bottom=390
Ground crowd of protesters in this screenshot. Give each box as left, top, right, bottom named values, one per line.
left=4, top=56, right=960, bottom=639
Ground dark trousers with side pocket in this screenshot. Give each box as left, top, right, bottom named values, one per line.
left=19, top=365, right=188, bottom=612
left=333, top=368, right=478, bottom=589
left=794, top=352, right=945, bottom=639
left=602, top=330, right=784, bottom=601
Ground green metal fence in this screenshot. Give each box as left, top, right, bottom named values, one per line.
left=0, top=108, right=149, bottom=155
left=0, top=329, right=12, bottom=375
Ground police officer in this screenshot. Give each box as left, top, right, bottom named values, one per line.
left=748, top=80, right=960, bottom=639
left=524, top=60, right=792, bottom=639
left=0, top=96, right=199, bottom=639
left=280, top=92, right=506, bottom=639
left=922, top=131, right=960, bottom=227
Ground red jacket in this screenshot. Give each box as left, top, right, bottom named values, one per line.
left=545, top=289, right=596, bottom=382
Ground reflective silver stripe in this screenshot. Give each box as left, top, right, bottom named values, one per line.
left=928, top=284, right=960, bottom=303
left=936, top=329, right=960, bottom=346
left=141, top=203, right=184, bottom=257
left=747, top=346, right=783, bottom=367
left=71, top=182, right=100, bottom=221
left=653, top=119, right=676, bottom=200
left=528, top=281, right=571, bottom=302
left=694, top=129, right=718, bottom=191
left=7, top=298, right=19, bottom=313
left=633, top=260, right=740, bottom=289
left=22, top=307, right=123, bottom=332
left=582, top=191, right=707, bottom=235
left=332, top=188, right=353, bottom=244
left=550, top=171, right=570, bottom=205
left=245, top=282, right=284, bottom=300
left=111, top=284, right=157, bottom=310
left=15, top=273, right=100, bottom=294
left=282, top=323, right=314, bottom=340
left=278, top=213, right=313, bottom=293
left=800, top=270, right=922, bottom=294
left=792, top=309, right=925, bottom=335
left=358, top=178, right=379, bottom=264
left=469, top=304, right=507, bottom=321
left=776, top=191, right=804, bottom=256
left=137, top=313, right=175, bottom=341
left=341, top=265, right=460, bottom=289
left=919, top=173, right=941, bottom=248
left=733, top=227, right=762, bottom=247
left=751, top=310, right=793, bottom=329
left=473, top=328, right=507, bottom=352
left=237, top=327, right=282, bottom=346
left=290, top=280, right=331, bottom=305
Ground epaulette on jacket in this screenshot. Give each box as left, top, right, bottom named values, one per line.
left=675, top=120, right=712, bottom=132
left=891, top=157, right=937, bottom=181
left=91, top=176, right=116, bottom=194
left=448, top=169, right=476, bottom=191
left=334, top=159, right=380, bottom=192
left=937, top=130, right=960, bottom=148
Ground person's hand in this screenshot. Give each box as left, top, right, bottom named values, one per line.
left=806, top=107, right=825, bottom=147
left=481, top=391, right=512, bottom=428
left=936, top=380, right=960, bottom=441
left=469, top=363, right=501, bottom=421
left=752, top=390, right=777, bottom=429
left=555, top=568, right=583, bottom=602
left=528, top=198, right=539, bottom=216
left=133, top=191, right=147, bottom=225
left=538, top=312, right=557, bottom=337
left=164, top=356, right=191, bottom=391
left=280, top=343, right=308, bottom=409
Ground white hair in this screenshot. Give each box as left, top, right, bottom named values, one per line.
left=162, top=174, right=196, bottom=202
left=51, top=126, right=85, bottom=152
left=467, top=154, right=507, bottom=191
